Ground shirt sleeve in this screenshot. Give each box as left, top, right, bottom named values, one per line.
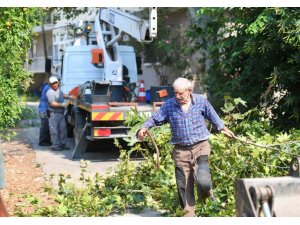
left=204, top=99, right=225, bottom=131
left=142, top=103, right=168, bottom=129
left=46, top=89, right=55, bottom=104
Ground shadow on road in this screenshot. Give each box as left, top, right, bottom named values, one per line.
left=63, top=138, right=144, bottom=162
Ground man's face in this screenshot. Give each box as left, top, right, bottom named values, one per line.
left=174, top=87, right=192, bottom=105
left=50, top=81, right=59, bottom=90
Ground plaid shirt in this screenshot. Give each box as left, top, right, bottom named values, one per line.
left=143, top=94, right=225, bottom=146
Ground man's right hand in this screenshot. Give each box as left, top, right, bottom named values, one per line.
left=61, top=102, right=67, bottom=108
left=137, top=128, right=148, bottom=141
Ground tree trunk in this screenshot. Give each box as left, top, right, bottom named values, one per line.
left=41, top=15, right=50, bottom=76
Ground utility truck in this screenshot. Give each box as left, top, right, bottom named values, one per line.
left=52, top=8, right=157, bottom=158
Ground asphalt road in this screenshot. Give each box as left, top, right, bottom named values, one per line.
left=25, top=102, right=143, bottom=183
left=25, top=125, right=146, bottom=188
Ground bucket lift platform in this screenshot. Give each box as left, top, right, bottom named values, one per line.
left=235, top=157, right=300, bottom=217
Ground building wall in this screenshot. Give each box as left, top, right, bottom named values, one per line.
left=138, top=65, right=160, bottom=91
left=30, top=32, right=53, bottom=70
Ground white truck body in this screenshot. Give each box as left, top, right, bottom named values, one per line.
left=61, top=45, right=137, bottom=94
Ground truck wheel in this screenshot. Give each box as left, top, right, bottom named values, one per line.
left=65, top=107, right=74, bottom=138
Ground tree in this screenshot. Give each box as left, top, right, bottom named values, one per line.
left=0, top=8, right=41, bottom=138
left=139, top=8, right=196, bottom=85
left=0, top=7, right=92, bottom=138
left=190, top=7, right=300, bottom=130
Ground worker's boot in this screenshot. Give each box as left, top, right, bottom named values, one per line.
left=60, top=144, right=70, bottom=150
left=51, top=146, right=63, bottom=151
left=183, top=210, right=196, bottom=217
left=209, top=189, right=216, bottom=202
left=195, top=155, right=213, bottom=202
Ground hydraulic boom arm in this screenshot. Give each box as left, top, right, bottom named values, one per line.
left=98, top=7, right=157, bottom=44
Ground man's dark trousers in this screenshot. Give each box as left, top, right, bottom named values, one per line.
left=39, top=112, right=51, bottom=145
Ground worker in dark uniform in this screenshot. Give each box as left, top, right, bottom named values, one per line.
left=38, top=82, right=51, bottom=146
left=137, top=77, right=234, bottom=217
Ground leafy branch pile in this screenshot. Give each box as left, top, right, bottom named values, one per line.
left=15, top=98, right=300, bottom=217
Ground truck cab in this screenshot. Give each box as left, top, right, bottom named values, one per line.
left=61, top=44, right=138, bottom=102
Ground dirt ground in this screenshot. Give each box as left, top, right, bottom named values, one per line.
left=0, top=128, right=55, bottom=216
left=0, top=128, right=162, bottom=217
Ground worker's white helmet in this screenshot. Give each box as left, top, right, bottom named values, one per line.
left=49, top=76, right=59, bottom=84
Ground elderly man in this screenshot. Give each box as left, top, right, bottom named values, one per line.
left=46, top=76, right=73, bottom=151
left=138, top=77, right=234, bottom=217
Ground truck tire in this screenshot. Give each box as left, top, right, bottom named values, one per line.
left=65, top=108, right=74, bottom=138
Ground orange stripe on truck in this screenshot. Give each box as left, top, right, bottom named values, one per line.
left=92, top=112, right=123, bottom=121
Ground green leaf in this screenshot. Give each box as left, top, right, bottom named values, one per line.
left=57, top=205, right=68, bottom=215
left=276, top=133, right=291, bottom=143
left=234, top=98, right=247, bottom=107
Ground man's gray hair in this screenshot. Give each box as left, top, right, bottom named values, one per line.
left=173, top=77, right=193, bottom=90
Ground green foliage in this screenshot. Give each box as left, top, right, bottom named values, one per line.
left=0, top=7, right=92, bottom=138
left=198, top=98, right=300, bottom=216
left=136, top=8, right=196, bottom=85
left=19, top=93, right=40, bottom=102
left=191, top=7, right=300, bottom=130
left=0, top=8, right=42, bottom=137
left=17, top=105, right=39, bottom=120
left=14, top=101, right=300, bottom=217
left=51, top=8, right=89, bottom=21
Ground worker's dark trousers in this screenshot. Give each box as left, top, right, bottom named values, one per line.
left=49, top=112, right=67, bottom=149
left=39, top=112, right=51, bottom=144
left=172, top=140, right=212, bottom=217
